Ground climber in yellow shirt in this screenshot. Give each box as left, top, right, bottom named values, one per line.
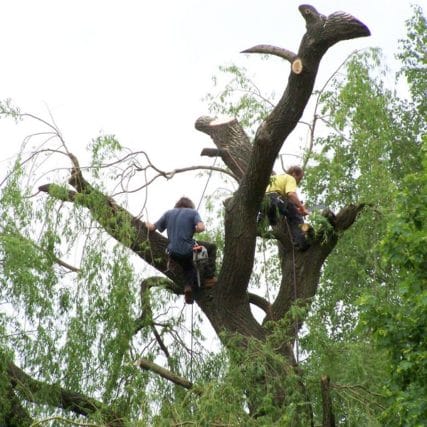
left=260, top=165, right=310, bottom=250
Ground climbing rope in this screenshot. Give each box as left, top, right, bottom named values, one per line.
left=285, top=219, right=300, bottom=363
left=189, top=157, right=218, bottom=383
left=196, top=157, right=218, bottom=211
left=190, top=302, right=194, bottom=382
left=261, top=238, right=271, bottom=304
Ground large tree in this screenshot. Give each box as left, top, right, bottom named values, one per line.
left=2, top=3, right=423, bottom=426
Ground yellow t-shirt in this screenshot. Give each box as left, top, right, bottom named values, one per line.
left=266, top=174, right=297, bottom=197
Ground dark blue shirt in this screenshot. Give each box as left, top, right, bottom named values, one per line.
left=155, top=208, right=202, bottom=255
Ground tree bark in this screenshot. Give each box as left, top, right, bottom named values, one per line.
left=321, top=375, right=336, bottom=427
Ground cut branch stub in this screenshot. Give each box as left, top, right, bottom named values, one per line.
left=201, top=147, right=225, bottom=158
left=292, top=58, right=303, bottom=74
left=195, top=116, right=252, bottom=181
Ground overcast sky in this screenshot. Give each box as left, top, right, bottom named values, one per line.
left=0, top=0, right=422, bottom=220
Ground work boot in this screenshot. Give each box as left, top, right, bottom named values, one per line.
left=203, top=277, right=217, bottom=289
left=184, top=285, right=194, bottom=304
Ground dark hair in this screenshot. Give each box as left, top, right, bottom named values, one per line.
left=174, top=197, right=195, bottom=209
left=286, top=165, right=304, bottom=179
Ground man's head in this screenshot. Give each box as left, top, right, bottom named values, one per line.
left=286, top=165, right=304, bottom=184
left=174, top=197, right=195, bottom=209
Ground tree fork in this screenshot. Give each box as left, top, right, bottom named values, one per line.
left=196, top=5, right=370, bottom=312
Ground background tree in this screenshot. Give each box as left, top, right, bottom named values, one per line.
left=0, top=4, right=425, bottom=427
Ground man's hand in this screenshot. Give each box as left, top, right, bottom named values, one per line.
left=288, top=192, right=309, bottom=216
left=299, top=205, right=310, bottom=216
left=145, top=222, right=156, bottom=231
left=195, top=221, right=205, bottom=233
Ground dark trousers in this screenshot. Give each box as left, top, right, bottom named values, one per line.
left=169, top=243, right=217, bottom=289
left=260, top=193, right=309, bottom=250
left=169, top=251, right=198, bottom=288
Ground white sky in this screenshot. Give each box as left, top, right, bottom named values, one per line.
left=0, top=0, right=422, bottom=221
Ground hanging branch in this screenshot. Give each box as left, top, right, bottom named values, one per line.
left=7, top=362, right=124, bottom=427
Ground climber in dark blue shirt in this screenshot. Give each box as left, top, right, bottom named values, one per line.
left=146, top=197, right=215, bottom=303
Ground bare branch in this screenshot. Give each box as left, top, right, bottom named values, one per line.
left=242, top=44, right=297, bottom=63
left=151, top=325, right=171, bottom=360
left=115, top=164, right=238, bottom=196
left=136, top=279, right=173, bottom=362
left=135, top=358, right=193, bottom=390
left=139, top=276, right=181, bottom=294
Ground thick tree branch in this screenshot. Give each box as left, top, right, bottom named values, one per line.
left=38, top=179, right=182, bottom=289
left=140, top=276, right=181, bottom=295
left=270, top=204, right=366, bottom=338
left=7, top=362, right=124, bottom=427
left=334, top=204, right=366, bottom=231
left=135, top=358, right=193, bottom=390
left=200, top=147, right=224, bottom=158
left=39, top=154, right=218, bottom=297
left=195, top=116, right=252, bottom=180
left=248, top=292, right=272, bottom=317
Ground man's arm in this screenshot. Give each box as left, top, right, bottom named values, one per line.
left=146, top=212, right=168, bottom=233
left=287, top=192, right=310, bottom=216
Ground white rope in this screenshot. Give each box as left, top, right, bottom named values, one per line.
left=189, top=157, right=218, bottom=382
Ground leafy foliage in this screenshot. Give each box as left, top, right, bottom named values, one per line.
left=359, top=138, right=427, bottom=425
left=203, top=64, right=275, bottom=136
left=0, top=5, right=426, bottom=427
